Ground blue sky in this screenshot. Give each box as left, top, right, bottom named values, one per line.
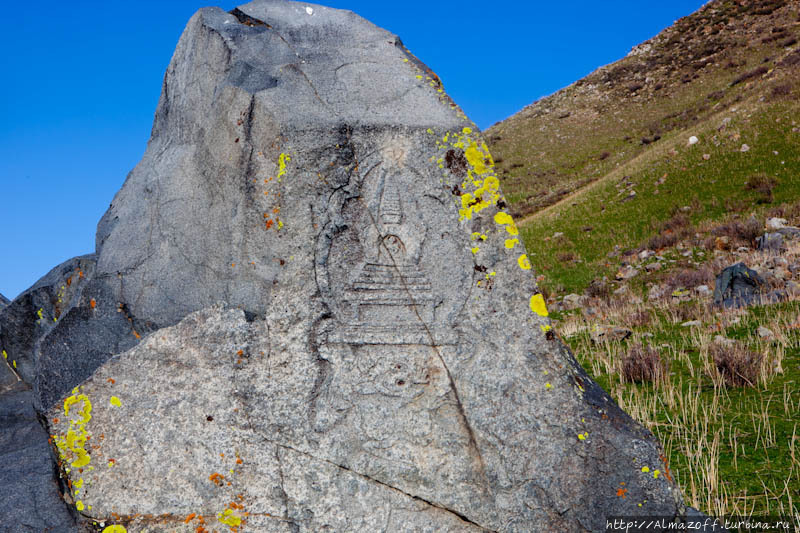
left=0, top=1, right=707, bottom=299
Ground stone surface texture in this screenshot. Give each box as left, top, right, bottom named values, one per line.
left=10, top=1, right=690, bottom=531
left=0, top=362, right=79, bottom=532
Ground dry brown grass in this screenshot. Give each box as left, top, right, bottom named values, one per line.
left=707, top=341, right=764, bottom=388
left=621, top=343, right=668, bottom=383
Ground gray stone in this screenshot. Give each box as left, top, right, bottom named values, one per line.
left=695, top=285, right=712, bottom=297
left=766, top=217, right=787, bottom=230
left=776, top=226, right=800, bottom=239
left=31, top=1, right=689, bottom=531
left=0, top=253, right=152, bottom=412
left=756, top=232, right=784, bottom=252
left=638, top=249, right=654, bottom=261
left=684, top=506, right=728, bottom=531
left=757, top=326, right=775, bottom=339
left=713, top=262, right=769, bottom=308
left=616, top=265, right=640, bottom=280
left=0, top=365, right=78, bottom=532
left=647, top=284, right=666, bottom=300
left=35, top=274, right=159, bottom=411
left=49, top=307, right=488, bottom=533
left=787, top=280, right=800, bottom=297
left=0, top=255, right=95, bottom=387
left=645, top=262, right=662, bottom=272
left=681, top=320, right=702, bottom=327
left=590, top=324, right=633, bottom=343
left=562, top=293, right=584, bottom=310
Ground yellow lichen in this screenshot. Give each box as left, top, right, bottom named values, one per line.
left=492, top=211, right=519, bottom=236
left=529, top=294, right=549, bottom=317
left=518, top=254, right=531, bottom=270
left=464, top=142, right=488, bottom=176
left=276, top=153, right=291, bottom=181
left=101, top=526, right=127, bottom=533
left=54, top=388, right=93, bottom=473
left=218, top=508, right=242, bottom=527
left=437, top=128, right=502, bottom=221
left=493, top=212, right=512, bottom=226
left=110, top=396, right=121, bottom=407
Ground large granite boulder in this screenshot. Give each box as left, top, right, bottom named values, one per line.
left=39, top=1, right=689, bottom=531
left=0, top=293, right=9, bottom=309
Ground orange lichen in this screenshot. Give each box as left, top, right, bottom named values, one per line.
left=89, top=299, right=96, bottom=309
left=185, top=513, right=197, bottom=524
left=209, top=472, right=224, bottom=486
left=617, top=488, right=628, bottom=499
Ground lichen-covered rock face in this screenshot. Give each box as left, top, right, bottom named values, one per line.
left=44, top=1, right=685, bottom=531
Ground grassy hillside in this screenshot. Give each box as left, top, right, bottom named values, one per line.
left=484, top=0, right=800, bottom=523
left=488, top=0, right=800, bottom=224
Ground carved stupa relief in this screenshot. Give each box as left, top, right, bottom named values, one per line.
left=308, top=163, right=482, bottom=501
left=326, top=168, right=456, bottom=345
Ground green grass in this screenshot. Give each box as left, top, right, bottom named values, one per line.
left=559, top=298, right=800, bottom=520
left=519, top=99, right=800, bottom=296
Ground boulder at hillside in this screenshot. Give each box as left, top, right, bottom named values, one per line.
left=39, top=1, right=690, bottom=531
left=713, top=262, right=783, bottom=308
